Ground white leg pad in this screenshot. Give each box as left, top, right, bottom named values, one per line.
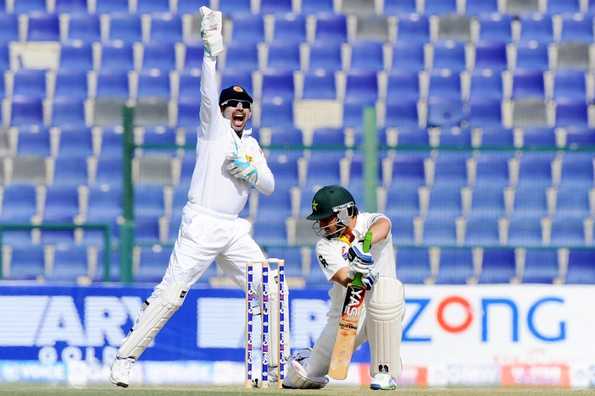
left=365, top=277, right=405, bottom=378
left=283, top=350, right=329, bottom=389
left=117, top=282, right=189, bottom=359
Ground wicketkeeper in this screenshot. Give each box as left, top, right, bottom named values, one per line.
left=109, top=7, right=286, bottom=387
left=283, top=185, right=405, bottom=390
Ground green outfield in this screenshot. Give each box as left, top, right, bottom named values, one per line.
left=0, top=385, right=594, bottom=396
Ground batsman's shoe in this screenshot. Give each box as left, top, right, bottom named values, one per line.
left=370, top=373, right=397, bottom=390
left=110, top=356, right=135, bottom=388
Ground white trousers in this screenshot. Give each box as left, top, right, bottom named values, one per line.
left=149, top=203, right=266, bottom=303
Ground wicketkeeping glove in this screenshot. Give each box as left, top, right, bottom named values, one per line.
left=200, top=6, right=224, bottom=57
left=347, top=241, right=374, bottom=274
left=226, top=154, right=258, bottom=187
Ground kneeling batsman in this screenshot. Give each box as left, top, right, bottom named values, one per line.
left=283, top=185, right=405, bottom=391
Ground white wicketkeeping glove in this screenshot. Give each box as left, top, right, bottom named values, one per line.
left=226, top=153, right=258, bottom=187
left=200, top=6, right=224, bottom=57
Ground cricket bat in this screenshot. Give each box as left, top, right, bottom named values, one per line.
left=328, top=231, right=372, bottom=380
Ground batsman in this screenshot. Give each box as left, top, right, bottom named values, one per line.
left=283, top=185, right=405, bottom=390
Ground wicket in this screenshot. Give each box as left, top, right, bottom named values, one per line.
left=245, top=258, right=288, bottom=388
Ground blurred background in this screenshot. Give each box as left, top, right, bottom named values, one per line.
left=0, top=0, right=593, bottom=389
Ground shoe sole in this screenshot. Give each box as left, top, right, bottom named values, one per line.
left=370, top=384, right=397, bottom=391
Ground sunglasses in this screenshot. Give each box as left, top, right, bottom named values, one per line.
left=221, top=99, right=251, bottom=110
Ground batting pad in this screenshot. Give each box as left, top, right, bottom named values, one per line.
left=365, top=277, right=405, bottom=378
left=117, top=282, right=189, bottom=359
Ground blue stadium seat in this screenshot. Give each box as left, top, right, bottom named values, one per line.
left=522, top=127, right=556, bottom=148
left=266, top=128, right=303, bottom=149
left=307, top=261, right=328, bottom=286
left=177, top=71, right=200, bottom=101
left=425, top=0, right=457, bottom=14
left=435, top=248, right=473, bottom=284
left=177, top=0, right=209, bottom=14
left=136, top=248, right=170, bottom=283
left=261, top=0, right=292, bottom=14
left=149, top=14, right=182, bottom=43
left=384, top=0, right=416, bottom=14
left=108, top=14, right=142, bottom=42
left=96, top=0, right=129, bottom=13
left=219, top=0, right=252, bottom=15
left=230, top=15, right=264, bottom=44
left=478, top=248, right=515, bottom=283
left=385, top=99, right=419, bottom=128
left=51, top=98, right=86, bottom=126
left=480, top=127, right=514, bottom=147
left=515, top=43, right=549, bottom=70
left=15, top=0, right=47, bottom=13
left=55, top=71, right=87, bottom=99
left=52, top=156, right=89, bottom=186
left=0, top=14, right=19, bottom=43
left=8, top=246, right=45, bottom=281
left=262, top=70, right=295, bottom=101
left=308, top=42, right=342, bottom=71
left=556, top=185, right=590, bottom=219
left=57, top=126, right=93, bottom=158
left=523, top=249, right=559, bottom=283
left=253, top=218, right=287, bottom=245
left=100, top=43, right=134, bottom=72
left=386, top=184, right=419, bottom=219
left=271, top=14, right=306, bottom=43
left=556, top=100, right=589, bottom=127
left=554, top=71, right=586, bottom=101
left=56, top=0, right=88, bottom=13
left=95, top=156, right=122, bottom=186
left=257, top=187, right=292, bottom=219
left=137, top=0, right=170, bottom=13
left=350, top=42, right=384, bottom=71
left=566, top=249, right=595, bottom=284
left=86, top=185, right=121, bottom=222
left=10, top=97, right=44, bottom=126
left=512, top=70, right=544, bottom=98
left=433, top=154, right=467, bottom=187
left=423, top=217, right=457, bottom=245
left=508, top=216, right=543, bottom=245
left=302, top=0, right=333, bottom=14
left=220, top=69, right=253, bottom=94
left=345, top=70, right=378, bottom=103
left=565, top=129, right=595, bottom=148
left=342, top=97, right=375, bottom=128
left=465, top=0, right=498, bottom=14
left=49, top=246, right=89, bottom=282
left=519, top=14, right=554, bottom=43
left=517, top=154, right=553, bottom=187
left=390, top=215, right=415, bottom=245
left=267, top=152, right=299, bottom=188
left=225, top=43, right=259, bottom=71
left=311, top=128, right=345, bottom=148
left=304, top=154, right=342, bottom=188
left=560, top=154, right=593, bottom=186
left=302, top=71, right=336, bottom=99
left=13, top=70, right=47, bottom=98
left=266, top=42, right=301, bottom=71
left=0, top=44, right=8, bottom=71
left=183, top=43, right=204, bottom=71
left=396, top=247, right=430, bottom=284
left=260, top=99, right=293, bottom=128
left=44, top=185, right=80, bottom=221
left=0, top=184, right=37, bottom=222
left=315, top=14, right=347, bottom=43
left=137, top=70, right=171, bottom=98
left=142, top=42, right=176, bottom=71
left=172, top=184, right=188, bottom=212
left=439, top=128, right=472, bottom=148
left=389, top=154, right=426, bottom=187
left=391, top=43, right=424, bottom=71
left=98, top=128, right=125, bottom=157
left=427, top=97, right=465, bottom=128
left=177, top=99, right=199, bottom=127
left=96, top=71, right=130, bottom=98
left=67, top=14, right=100, bottom=42
left=431, top=42, right=466, bottom=71
left=427, top=185, right=462, bottom=220
left=466, top=216, right=500, bottom=244
left=60, top=43, right=93, bottom=71
left=560, top=15, right=593, bottom=43
left=263, top=247, right=303, bottom=276
left=513, top=186, right=548, bottom=217
left=141, top=127, right=177, bottom=151
left=477, top=14, right=512, bottom=43
left=27, top=14, right=60, bottom=41
left=548, top=0, right=580, bottom=14
left=135, top=216, right=161, bottom=243
left=397, top=14, right=429, bottom=43
left=428, top=70, right=461, bottom=99
left=387, top=71, right=419, bottom=100
left=551, top=216, right=586, bottom=246
left=134, top=185, right=164, bottom=218
left=474, top=42, right=507, bottom=71
left=469, top=98, right=501, bottom=127
left=15, top=127, right=50, bottom=156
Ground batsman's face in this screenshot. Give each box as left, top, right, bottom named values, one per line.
left=315, top=214, right=345, bottom=238
left=222, top=100, right=252, bottom=132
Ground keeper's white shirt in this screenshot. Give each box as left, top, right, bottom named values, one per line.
left=314, top=212, right=397, bottom=311
left=187, top=55, right=274, bottom=216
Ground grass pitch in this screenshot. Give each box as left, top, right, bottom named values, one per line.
left=1, top=385, right=595, bottom=396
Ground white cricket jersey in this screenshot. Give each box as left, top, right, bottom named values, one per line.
left=186, top=55, right=274, bottom=216
left=314, top=212, right=397, bottom=311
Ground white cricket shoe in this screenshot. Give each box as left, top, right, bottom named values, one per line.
left=370, top=372, right=397, bottom=390
left=110, top=356, right=135, bottom=388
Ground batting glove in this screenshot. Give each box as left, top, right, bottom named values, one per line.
left=226, top=154, right=258, bottom=187
left=361, top=270, right=379, bottom=291
left=200, top=6, right=224, bottom=57
left=347, top=241, right=374, bottom=274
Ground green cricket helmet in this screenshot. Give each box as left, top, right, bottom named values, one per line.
left=307, top=185, right=358, bottom=238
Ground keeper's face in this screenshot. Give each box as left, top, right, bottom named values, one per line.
left=221, top=99, right=252, bottom=132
